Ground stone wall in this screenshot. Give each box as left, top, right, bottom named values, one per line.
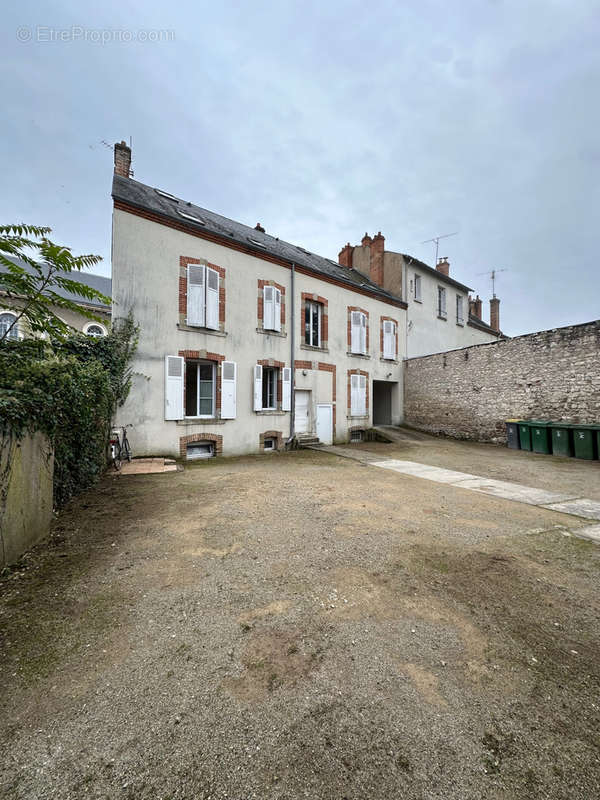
left=404, top=320, right=600, bottom=442
left=0, top=432, right=54, bottom=568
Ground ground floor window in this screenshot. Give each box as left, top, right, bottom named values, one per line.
left=185, top=361, right=215, bottom=417
left=262, top=366, right=278, bottom=410
left=0, top=312, right=18, bottom=340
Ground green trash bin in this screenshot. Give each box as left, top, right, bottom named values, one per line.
left=571, top=424, right=598, bottom=460
left=518, top=420, right=533, bottom=451
left=505, top=419, right=521, bottom=450
left=530, top=420, right=552, bottom=455
left=549, top=422, right=573, bottom=457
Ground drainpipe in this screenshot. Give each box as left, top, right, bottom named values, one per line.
left=289, top=262, right=296, bottom=441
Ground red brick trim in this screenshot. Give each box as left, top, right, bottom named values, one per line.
left=347, top=307, right=370, bottom=353
left=114, top=200, right=407, bottom=309
left=257, top=279, right=286, bottom=331
left=294, top=359, right=313, bottom=370
left=179, top=256, right=226, bottom=331
left=179, top=351, right=225, bottom=419
left=380, top=315, right=399, bottom=360
left=347, top=369, right=370, bottom=417
left=318, top=362, right=337, bottom=439
left=301, top=292, right=329, bottom=348
left=179, top=433, right=223, bottom=459
left=259, top=430, right=283, bottom=451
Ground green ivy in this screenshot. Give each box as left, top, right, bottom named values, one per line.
left=0, top=315, right=138, bottom=508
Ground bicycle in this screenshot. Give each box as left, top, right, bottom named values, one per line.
left=108, top=425, right=133, bottom=471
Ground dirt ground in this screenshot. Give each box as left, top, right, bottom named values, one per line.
left=1, top=437, right=599, bottom=799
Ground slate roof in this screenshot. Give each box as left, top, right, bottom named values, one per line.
left=399, top=253, right=473, bottom=293
left=112, top=175, right=406, bottom=307
left=1, top=256, right=111, bottom=310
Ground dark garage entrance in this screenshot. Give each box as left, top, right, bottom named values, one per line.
left=372, top=381, right=394, bottom=425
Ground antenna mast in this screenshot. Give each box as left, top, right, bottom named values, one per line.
left=421, top=231, right=458, bottom=265
left=476, top=268, right=508, bottom=297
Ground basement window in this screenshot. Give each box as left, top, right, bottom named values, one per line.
left=186, top=441, right=214, bottom=460
left=350, top=429, right=363, bottom=443
left=264, top=437, right=276, bottom=451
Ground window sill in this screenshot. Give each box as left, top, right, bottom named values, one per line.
left=380, top=357, right=399, bottom=364
left=413, top=298, right=422, bottom=304
left=456, top=321, right=464, bottom=327
left=177, top=418, right=226, bottom=426
left=347, top=352, right=370, bottom=359
left=347, top=414, right=369, bottom=420
left=300, top=343, right=328, bottom=353
left=178, top=324, right=227, bottom=336
left=437, top=315, right=447, bottom=322
left=256, top=327, right=286, bottom=338
left=255, top=410, right=288, bottom=416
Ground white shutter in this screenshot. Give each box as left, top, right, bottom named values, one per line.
left=206, top=267, right=220, bottom=330
left=359, top=374, right=367, bottom=416
left=360, top=313, right=367, bottom=354
left=273, top=288, right=281, bottom=332
left=186, top=264, right=205, bottom=327
left=351, top=373, right=359, bottom=415
left=165, top=355, right=184, bottom=420
left=221, top=361, right=237, bottom=419
left=263, top=286, right=274, bottom=330
left=253, top=364, right=263, bottom=411
left=391, top=322, right=397, bottom=359
left=383, top=321, right=396, bottom=359
left=351, top=311, right=361, bottom=353
left=281, top=367, right=291, bottom=411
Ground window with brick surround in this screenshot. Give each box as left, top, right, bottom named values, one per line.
left=185, top=360, right=216, bottom=417
left=262, top=366, right=278, bottom=410
left=305, top=300, right=322, bottom=347
left=179, top=257, right=226, bottom=333
left=382, top=319, right=397, bottom=360
left=350, top=310, right=368, bottom=354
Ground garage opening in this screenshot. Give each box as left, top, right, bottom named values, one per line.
left=372, top=381, right=394, bottom=425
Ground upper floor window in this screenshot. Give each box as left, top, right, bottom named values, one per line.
left=414, top=274, right=422, bottom=302
left=437, top=287, right=447, bottom=319
left=0, top=312, right=18, bottom=340
left=186, top=264, right=220, bottom=330
left=382, top=320, right=397, bottom=360
left=305, top=300, right=322, bottom=347
left=185, top=361, right=215, bottom=418
left=84, top=323, right=107, bottom=337
left=350, top=311, right=367, bottom=354
left=456, top=295, right=464, bottom=325
left=263, top=286, right=282, bottom=332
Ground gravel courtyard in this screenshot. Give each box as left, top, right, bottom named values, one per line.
left=1, top=437, right=599, bottom=799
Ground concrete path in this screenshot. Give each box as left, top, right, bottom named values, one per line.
left=318, top=446, right=600, bottom=541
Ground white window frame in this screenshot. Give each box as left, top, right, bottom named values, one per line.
left=83, top=321, right=107, bottom=337
left=437, top=287, right=447, bottom=318
left=186, top=264, right=220, bottom=331
left=185, top=360, right=216, bottom=419
left=414, top=274, right=422, bottom=302
left=0, top=311, right=19, bottom=340
left=262, top=366, right=278, bottom=411
left=456, top=295, right=464, bottom=325
left=305, top=300, right=322, bottom=347
left=350, top=311, right=367, bottom=355
left=382, top=320, right=397, bottom=360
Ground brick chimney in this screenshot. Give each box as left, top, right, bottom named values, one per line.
left=490, top=296, right=500, bottom=332
left=370, top=231, right=385, bottom=286
left=114, top=141, right=132, bottom=178
left=338, top=242, right=354, bottom=268
left=436, top=256, right=450, bottom=276
left=469, top=294, right=482, bottom=319
left=254, top=222, right=265, bottom=233
left=361, top=232, right=373, bottom=248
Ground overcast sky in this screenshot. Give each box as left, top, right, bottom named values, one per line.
left=3, top=0, right=599, bottom=335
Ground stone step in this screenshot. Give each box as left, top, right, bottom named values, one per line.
left=297, top=435, right=321, bottom=448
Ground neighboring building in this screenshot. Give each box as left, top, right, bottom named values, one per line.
left=339, top=236, right=503, bottom=357
left=0, top=257, right=111, bottom=339
left=110, top=142, right=407, bottom=459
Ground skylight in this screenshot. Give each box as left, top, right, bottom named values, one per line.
left=247, top=237, right=266, bottom=248
left=155, top=188, right=178, bottom=201
left=177, top=210, right=206, bottom=225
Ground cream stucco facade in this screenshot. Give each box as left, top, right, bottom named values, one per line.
left=112, top=208, right=406, bottom=459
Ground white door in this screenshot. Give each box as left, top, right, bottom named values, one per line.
left=316, top=404, right=333, bottom=445
left=294, top=390, right=311, bottom=434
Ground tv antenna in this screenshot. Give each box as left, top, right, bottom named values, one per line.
left=421, top=231, right=458, bottom=265
left=477, top=268, right=507, bottom=297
